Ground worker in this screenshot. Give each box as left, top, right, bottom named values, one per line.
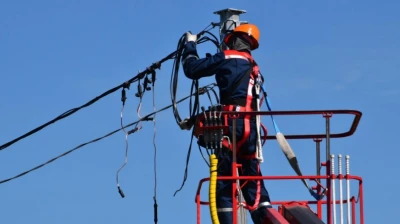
left=181, top=24, right=272, bottom=224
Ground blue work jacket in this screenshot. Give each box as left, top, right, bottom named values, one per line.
left=182, top=41, right=254, bottom=106
left=182, top=42, right=262, bottom=153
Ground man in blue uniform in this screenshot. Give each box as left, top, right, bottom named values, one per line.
left=181, top=24, right=272, bottom=224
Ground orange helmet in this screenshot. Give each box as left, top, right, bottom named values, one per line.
left=224, top=23, right=260, bottom=50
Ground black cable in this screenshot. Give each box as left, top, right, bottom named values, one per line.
left=197, top=36, right=220, bottom=50
left=209, top=87, right=220, bottom=104
left=188, top=80, right=200, bottom=120
left=205, top=88, right=214, bottom=105
left=153, top=197, right=158, bottom=224
left=204, top=30, right=220, bottom=44
left=0, top=84, right=217, bottom=185
left=0, top=53, right=177, bottom=152
left=151, top=72, right=158, bottom=224
left=173, top=84, right=220, bottom=196
left=198, top=143, right=210, bottom=167
left=170, top=34, right=187, bottom=125
left=173, top=126, right=196, bottom=197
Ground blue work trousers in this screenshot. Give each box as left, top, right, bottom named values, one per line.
left=215, top=118, right=271, bottom=224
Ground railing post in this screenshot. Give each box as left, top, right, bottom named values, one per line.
left=324, top=113, right=332, bottom=224
left=314, top=138, right=322, bottom=181
left=232, top=118, right=238, bottom=224
left=351, top=197, right=356, bottom=224
left=197, top=194, right=201, bottom=224
left=359, top=180, right=364, bottom=224
left=314, top=138, right=323, bottom=219
left=324, top=113, right=332, bottom=161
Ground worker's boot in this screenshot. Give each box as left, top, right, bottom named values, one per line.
left=250, top=203, right=272, bottom=224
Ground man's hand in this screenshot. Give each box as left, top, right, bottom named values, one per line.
left=186, top=32, right=197, bottom=43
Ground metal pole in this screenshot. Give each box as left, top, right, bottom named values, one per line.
left=314, top=139, right=322, bottom=181
left=325, top=114, right=332, bottom=161
left=324, top=114, right=332, bottom=224
left=351, top=197, right=356, bottom=224
left=232, top=118, right=238, bottom=224
left=232, top=118, right=237, bottom=171
left=213, top=8, right=247, bottom=50
left=314, top=138, right=323, bottom=219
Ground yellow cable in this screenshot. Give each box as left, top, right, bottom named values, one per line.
left=209, top=154, right=220, bottom=224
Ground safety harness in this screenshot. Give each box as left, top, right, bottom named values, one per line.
left=222, top=50, right=264, bottom=162
left=194, top=50, right=265, bottom=162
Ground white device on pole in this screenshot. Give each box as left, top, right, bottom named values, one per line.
left=346, top=155, right=351, bottom=224
left=331, top=154, right=337, bottom=224
left=338, top=154, right=344, bottom=224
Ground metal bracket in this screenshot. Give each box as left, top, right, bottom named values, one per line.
left=213, top=8, right=248, bottom=50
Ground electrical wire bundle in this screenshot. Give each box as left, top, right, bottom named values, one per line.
left=170, top=25, right=221, bottom=127
left=169, top=26, right=223, bottom=196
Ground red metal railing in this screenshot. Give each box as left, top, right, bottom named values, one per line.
left=221, top=109, right=362, bottom=140
left=195, top=174, right=364, bottom=224
left=193, top=109, right=363, bottom=224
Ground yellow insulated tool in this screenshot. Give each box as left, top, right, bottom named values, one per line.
left=209, top=154, right=220, bottom=224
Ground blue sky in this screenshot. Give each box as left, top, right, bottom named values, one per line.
left=0, top=0, right=398, bottom=223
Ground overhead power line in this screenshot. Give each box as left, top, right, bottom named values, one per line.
left=0, top=49, right=181, bottom=152
left=0, top=84, right=217, bottom=185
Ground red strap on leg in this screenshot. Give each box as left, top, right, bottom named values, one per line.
left=244, top=163, right=261, bottom=211
left=235, top=93, right=256, bottom=152
left=235, top=115, right=251, bottom=152
left=221, top=116, right=250, bottom=152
